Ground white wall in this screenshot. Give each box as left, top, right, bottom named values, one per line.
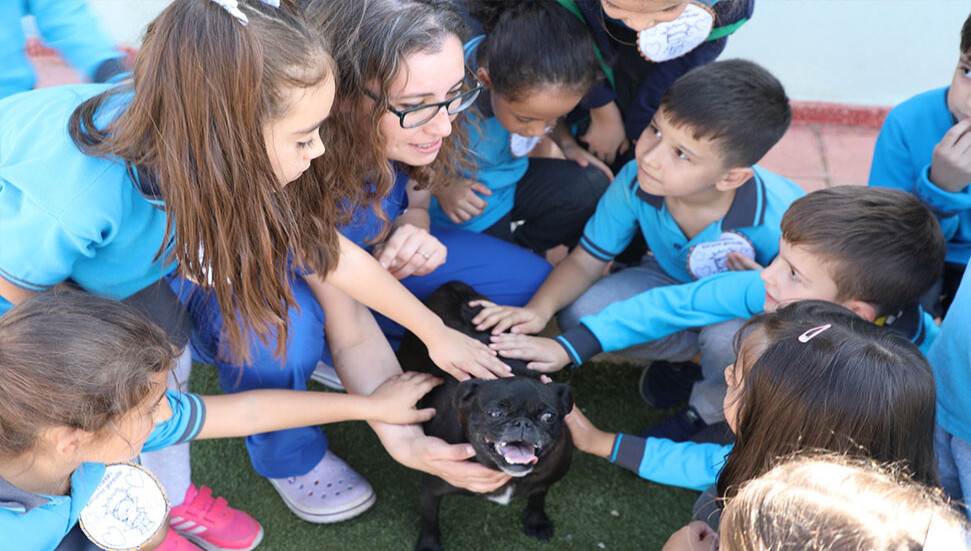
left=79, top=0, right=971, bottom=107
left=721, top=0, right=969, bottom=106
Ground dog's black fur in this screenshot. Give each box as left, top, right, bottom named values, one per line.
left=397, top=282, right=573, bottom=551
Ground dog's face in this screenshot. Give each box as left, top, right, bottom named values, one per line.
left=455, top=377, right=573, bottom=477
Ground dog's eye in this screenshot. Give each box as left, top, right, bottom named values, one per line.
left=540, top=412, right=557, bottom=423
left=488, top=409, right=503, bottom=418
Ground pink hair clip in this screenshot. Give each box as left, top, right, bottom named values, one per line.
left=798, top=324, right=832, bottom=343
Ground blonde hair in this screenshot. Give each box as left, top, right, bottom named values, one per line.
left=721, top=454, right=971, bottom=551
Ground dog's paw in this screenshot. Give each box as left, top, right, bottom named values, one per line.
left=523, top=510, right=554, bottom=542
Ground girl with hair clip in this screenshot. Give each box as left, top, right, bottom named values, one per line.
left=560, top=0, right=754, bottom=174
left=665, top=454, right=971, bottom=551
left=0, top=292, right=444, bottom=551
left=0, top=0, right=506, bottom=543
left=567, top=300, right=939, bottom=537
left=427, top=0, right=611, bottom=254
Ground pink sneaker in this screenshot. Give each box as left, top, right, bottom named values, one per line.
left=268, top=451, right=375, bottom=523
left=169, top=485, right=264, bottom=551
left=156, top=529, right=203, bottom=551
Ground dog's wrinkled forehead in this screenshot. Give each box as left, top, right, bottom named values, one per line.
left=475, top=378, right=553, bottom=406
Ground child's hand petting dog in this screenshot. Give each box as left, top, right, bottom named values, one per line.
left=427, top=327, right=513, bottom=381
left=565, top=406, right=616, bottom=459
left=469, top=300, right=549, bottom=335
left=489, top=333, right=570, bottom=373
left=367, top=372, right=443, bottom=425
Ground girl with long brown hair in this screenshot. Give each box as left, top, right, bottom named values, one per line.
left=0, top=0, right=507, bottom=539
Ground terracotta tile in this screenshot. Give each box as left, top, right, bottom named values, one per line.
left=791, top=177, right=829, bottom=193
left=757, top=125, right=826, bottom=179
left=819, top=126, right=880, bottom=184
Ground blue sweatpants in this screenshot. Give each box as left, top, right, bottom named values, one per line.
left=173, top=226, right=550, bottom=479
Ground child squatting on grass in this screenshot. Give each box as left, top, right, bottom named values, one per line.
left=568, top=300, right=940, bottom=532
left=0, top=293, right=443, bottom=551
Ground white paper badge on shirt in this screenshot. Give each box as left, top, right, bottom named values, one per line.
left=687, top=231, right=755, bottom=279
left=509, top=126, right=552, bottom=158
left=80, top=462, right=170, bottom=551
left=637, top=2, right=715, bottom=63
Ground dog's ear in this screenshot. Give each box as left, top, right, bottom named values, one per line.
left=454, top=379, right=482, bottom=409
left=552, top=383, right=574, bottom=414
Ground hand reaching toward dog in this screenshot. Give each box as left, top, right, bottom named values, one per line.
left=407, top=436, right=511, bottom=493
left=489, top=333, right=570, bottom=373
left=469, top=300, right=549, bottom=334
left=366, top=372, right=443, bottom=424
left=427, top=326, right=512, bottom=381
left=565, top=406, right=616, bottom=458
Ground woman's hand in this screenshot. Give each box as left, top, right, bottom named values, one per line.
left=387, top=432, right=511, bottom=493
left=365, top=372, right=443, bottom=424
left=435, top=179, right=492, bottom=224
left=372, top=222, right=446, bottom=279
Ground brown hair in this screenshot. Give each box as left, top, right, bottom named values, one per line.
left=717, top=300, right=939, bottom=503
left=0, top=293, right=176, bottom=457
left=780, top=186, right=945, bottom=316
left=68, top=0, right=341, bottom=363
left=306, top=0, right=474, bottom=242
left=961, top=12, right=970, bottom=55
left=721, top=454, right=970, bottom=551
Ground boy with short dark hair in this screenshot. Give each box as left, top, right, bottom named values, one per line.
left=868, top=12, right=971, bottom=317
left=473, top=59, right=804, bottom=439
left=489, top=186, right=946, bottom=440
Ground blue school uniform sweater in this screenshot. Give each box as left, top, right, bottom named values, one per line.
left=928, top=268, right=971, bottom=444
left=556, top=270, right=938, bottom=366
left=0, top=0, right=123, bottom=99
left=0, top=83, right=176, bottom=315
left=0, top=392, right=206, bottom=551
left=869, top=87, right=971, bottom=266
left=579, top=161, right=804, bottom=282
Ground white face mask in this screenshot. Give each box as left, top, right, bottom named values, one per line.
left=637, top=2, right=715, bottom=62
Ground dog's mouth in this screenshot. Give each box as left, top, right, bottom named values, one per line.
left=491, top=440, right=539, bottom=466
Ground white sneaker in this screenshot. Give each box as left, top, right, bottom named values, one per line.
left=267, top=452, right=375, bottom=524
left=310, top=361, right=345, bottom=391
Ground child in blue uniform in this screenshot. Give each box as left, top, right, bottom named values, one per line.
left=0, top=292, right=443, bottom=551
left=474, top=59, right=803, bottom=438
left=930, top=266, right=971, bottom=522
left=489, top=187, right=946, bottom=439
left=869, top=12, right=971, bottom=317
left=561, top=0, right=754, bottom=169
left=0, top=0, right=126, bottom=99
left=429, top=1, right=610, bottom=253
left=567, top=300, right=939, bottom=532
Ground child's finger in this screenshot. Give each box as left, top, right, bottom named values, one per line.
left=412, top=407, right=437, bottom=423
left=941, top=118, right=971, bottom=148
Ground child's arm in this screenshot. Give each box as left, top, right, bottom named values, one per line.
left=194, top=373, right=442, bottom=439
left=309, top=234, right=511, bottom=381
left=433, top=178, right=493, bottom=224
left=567, top=406, right=727, bottom=492
left=372, top=180, right=446, bottom=280
left=470, top=246, right=607, bottom=335
left=551, top=120, right=614, bottom=181
left=579, top=101, right=629, bottom=165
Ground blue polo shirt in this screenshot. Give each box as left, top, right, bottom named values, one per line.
left=556, top=269, right=938, bottom=366
left=929, top=268, right=971, bottom=444
left=0, top=392, right=206, bottom=551
left=0, top=83, right=175, bottom=315
left=580, top=161, right=804, bottom=282
left=869, top=86, right=971, bottom=266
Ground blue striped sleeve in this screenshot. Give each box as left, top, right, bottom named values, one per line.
left=142, top=391, right=207, bottom=452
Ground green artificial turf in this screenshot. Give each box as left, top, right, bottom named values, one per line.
left=189, top=359, right=700, bottom=550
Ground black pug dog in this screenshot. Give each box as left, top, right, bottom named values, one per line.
left=397, top=281, right=573, bottom=551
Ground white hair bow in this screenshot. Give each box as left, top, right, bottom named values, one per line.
left=210, top=0, right=280, bottom=26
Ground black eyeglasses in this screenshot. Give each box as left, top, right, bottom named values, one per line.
left=365, top=68, right=483, bottom=129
